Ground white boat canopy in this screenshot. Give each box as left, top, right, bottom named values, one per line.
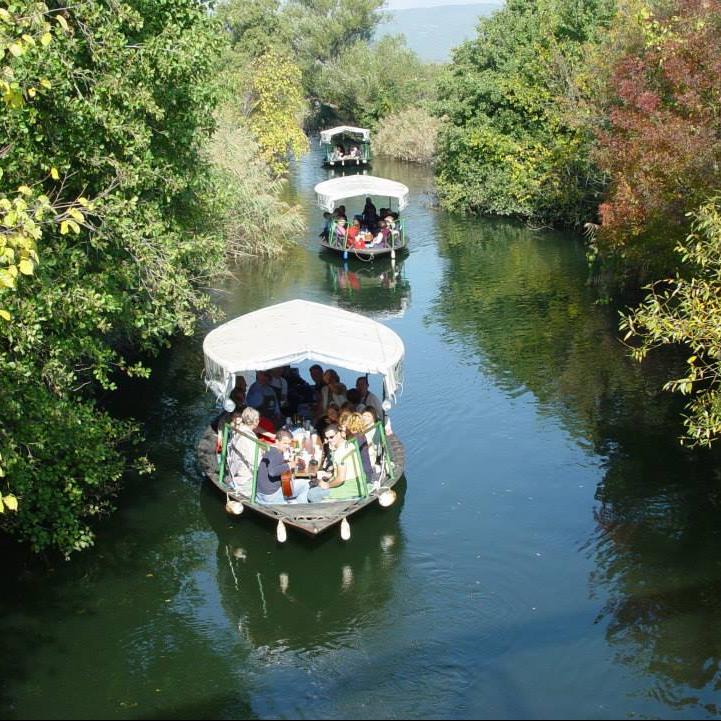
left=203, top=299, right=405, bottom=402
left=319, top=126, right=371, bottom=145
left=314, top=175, right=410, bottom=213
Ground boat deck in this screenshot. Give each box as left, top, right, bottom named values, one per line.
left=197, top=426, right=405, bottom=536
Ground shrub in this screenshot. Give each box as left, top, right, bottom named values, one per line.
left=375, top=108, right=440, bottom=164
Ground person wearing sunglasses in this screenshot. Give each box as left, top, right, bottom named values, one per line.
left=307, top=423, right=365, bottom=503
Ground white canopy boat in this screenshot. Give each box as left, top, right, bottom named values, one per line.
left=314, top=175, right=410, bottom=259
left=319, top=126, right=372, bottom=167
left=197, top=299, right=406, bottom=541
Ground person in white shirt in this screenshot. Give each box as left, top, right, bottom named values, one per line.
left=356, top=376, right=383, bottom=418
left=226, top=407, right=261, bottom=497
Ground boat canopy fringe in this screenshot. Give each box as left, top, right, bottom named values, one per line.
left=319, top=126, right=371, bottom=144
left=314, top=175, right=409, bottom=213
left=203, top=299, right=405, bottom=402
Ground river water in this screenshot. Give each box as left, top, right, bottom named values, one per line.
left=3, top=145, right=721, bottom=720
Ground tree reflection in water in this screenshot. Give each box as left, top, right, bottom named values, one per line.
left=433, top=212, right=721, bottom=712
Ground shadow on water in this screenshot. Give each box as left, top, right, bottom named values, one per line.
left=198, top=474, right=408, bottom=654
left=431, top=210, right=721, bottom=714
left=319, top=252, right=411, bottom=319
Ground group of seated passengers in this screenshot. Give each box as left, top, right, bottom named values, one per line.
left=320, top=197, right=400, bottom=249
left=219, top=364, right=385, bottom=505
left=329, top=143, right=362, bottom=162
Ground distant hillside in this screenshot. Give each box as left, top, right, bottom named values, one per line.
left=377, top=3, right=502, bottom=63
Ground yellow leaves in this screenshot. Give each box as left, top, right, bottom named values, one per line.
left=68, top=208, right=84, bottom=223
left=0, top=308, right=10, bottom=321
left=55, top=14, right=69, bottom=32
left=0, top=9, right=11, bottom=24
left=40, top=32, right=52, bottom=47
left=50, top=167, right=59, bottom=180
left=18, top=259, right=34, bottom=275
left=8, top=43, right=23, bottom=58
left=17, top=185, right=32, bottom=196
left=0, top=494, right=19, bottom=512
left=60, top=219, right=80, bottom=235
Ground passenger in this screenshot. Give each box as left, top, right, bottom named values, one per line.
left=356, top=376, right=383, bottom=418
left=308, top=424, right=367, bottom=502
left=316, top=402, right=340, bottom=438
left=361, top=407, right=382, bottom=476
left=319, top=211, right=332, bottom=240
left=247, top=370, right=281, bottom=426
left=283, top=365, right=312, bottom=415
left=346, top=387, right=361, bottom=409
left=349, top=145, right=359, bottom=158
left=362, top=197, right=378, bottom=231
left=226, top=407, right=261, bottom=497
left=369, top=220, right=388, bottom=247
left=334, top=204, right=347, bottom=221
left=230, top=376, right=246, bottom=407
left=317, top=369, right=340, bottom=416
left=269, top=367, right=289, bottom=415
left=331, top=381, right=348, bottom=407
left=335, top=217, right=347, bottom=243
left=309, top=363, right=325, bottom=408
left=346, top=412, right=377, bottom=484
left=255, top=429, right=310, bottom=504
left=256, top=414, right=276, bottom=439
left=346, top=218, right=362, bottom=248
left=337, top=409, right=352, bottom=439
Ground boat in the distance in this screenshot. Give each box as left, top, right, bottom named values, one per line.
left=314, top=175, right=410, bottom=260
left=320, top=126, right=372, bottom=168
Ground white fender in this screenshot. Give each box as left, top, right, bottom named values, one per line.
left=276, top=519, right=287, bottom=543
left=225, top=500, right=244, bottom=515
left=340, top=517, right=351, bottom=541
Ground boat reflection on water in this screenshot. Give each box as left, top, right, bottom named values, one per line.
left=321, top=254, right=411, bottom=319
left=199, top=477, right=407, bottom=652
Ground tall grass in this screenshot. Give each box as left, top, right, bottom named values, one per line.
left=375, top=107, right=440, bottom=164
left=209, top=109, right=305, bottom=257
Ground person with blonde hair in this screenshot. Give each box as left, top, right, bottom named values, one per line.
left=345, top=412, right=376, bottom=484
left=226, top=406, right=261, bottom=497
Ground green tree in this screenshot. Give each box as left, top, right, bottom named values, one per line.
left=315, top=35, right=438, bottom=127
left=216, top=0, right=287, bottom=58
left=621, top=198, right=721, bottom=447
left=282, top=0, right=386, bottom=94
left=0, top=0, right=227, bottom=555
left=435, top=0, right=616, bottom=225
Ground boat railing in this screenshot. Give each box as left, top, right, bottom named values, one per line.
left=327, top=218, right=405, bottom=251
left=372, top=420, right=395, bottom=481
left=219, top=425, right=380, bottom=503
left=324, top=142, right=371, bottom=165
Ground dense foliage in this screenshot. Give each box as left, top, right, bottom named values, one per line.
left=621, top=200, right=721, bottom=447
left=593, top=0, right=721, bottom=277
left=375, top=107, right=440, bottom=163
left=0, top=0, right=229, bottom=555
left=315, top=35, right=438, bottom=128
left=435, top=0, right=616, bottom=225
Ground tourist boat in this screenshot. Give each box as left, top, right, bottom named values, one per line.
left=197, top=299, right=406, bottom=542
left=320, top=126, right=372, bottom=168
left=314, top=175, right=410, bottom=260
